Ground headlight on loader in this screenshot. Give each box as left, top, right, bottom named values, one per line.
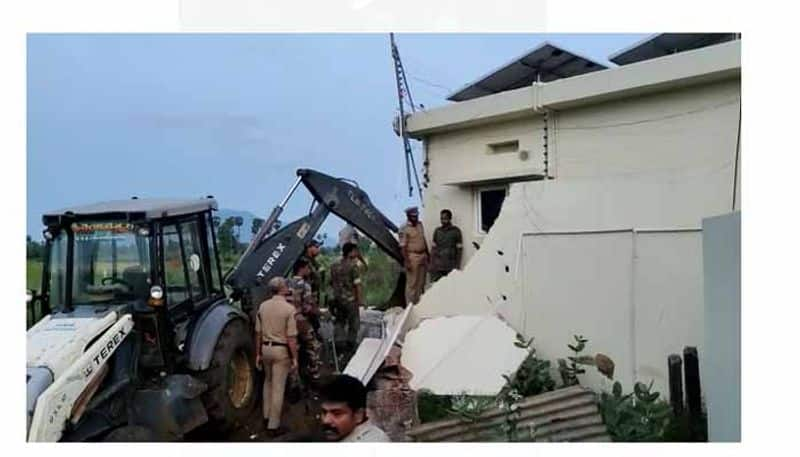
left=148, top=285, right=164, bottom=307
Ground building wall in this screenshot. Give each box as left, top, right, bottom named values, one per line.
left=551, top=79, right=740, bottom=179
left=421, top=78, right=740, bottom=267
left=411, top=165, right=735, bottom=394
left=702, top=212, right=741, bottom=442
left=518, top=229, right=704, bottom=393
left=423, top=115, right=544, bottom=261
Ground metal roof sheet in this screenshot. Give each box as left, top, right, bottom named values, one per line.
left=447, top=42, right=608, bottom=102
left=407, top=386, right=611, bottom=442
left=609, top=33, right=739, bottom=65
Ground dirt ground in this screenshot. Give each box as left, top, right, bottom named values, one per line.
left=189, top=339, right=343, bottom=442
left=188, top=315, right=372, bottom=442
left=187, top=373, right=330, bottom=442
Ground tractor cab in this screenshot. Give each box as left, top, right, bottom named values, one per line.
left=28, top=197, right=256, bottom=442
left=34, top=197, right=227, bottom=375
left=38, top=197, right=223, bottom=316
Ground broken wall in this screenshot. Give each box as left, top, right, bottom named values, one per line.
left=409, top=163, right=734, bottom=394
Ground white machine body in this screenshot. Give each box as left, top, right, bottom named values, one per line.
left=27, top=311, right=134, bottom=442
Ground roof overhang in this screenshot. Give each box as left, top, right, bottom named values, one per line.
left=443, top=169, right=545, bottom=187
left=406, top=40, right=740, bottom=138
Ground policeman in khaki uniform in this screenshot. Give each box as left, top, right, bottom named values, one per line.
left=329, top=242, right=364, bottom=359
left=286, top=259, right=323, bottom=390
left=398, top=206, right=429, bottom=305
left=430, top=209, right=463, bottom=283
left=254, top=277, right=299, bottom=435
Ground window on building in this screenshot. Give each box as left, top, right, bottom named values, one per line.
left=487, top=140, right=519, bottom=154
left=476, top=186, right=508, bottom=234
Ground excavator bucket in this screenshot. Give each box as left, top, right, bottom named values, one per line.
left=297, top=169, right=403, bottom=264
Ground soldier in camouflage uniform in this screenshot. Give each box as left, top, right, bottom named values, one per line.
left=299, top=240, right=323, bottom=332
left=329, top=242, right=364, bottom=360
left=430, top=209, right=463, bottom=283
left=287, top=259, right=323, bottom=389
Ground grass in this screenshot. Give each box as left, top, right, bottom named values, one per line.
left=27, top=259, right=43, bottom=292
left=26, top=242, right=401, bottom=307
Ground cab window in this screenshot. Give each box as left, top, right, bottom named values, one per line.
left=163, top=224, right=189, bottom=307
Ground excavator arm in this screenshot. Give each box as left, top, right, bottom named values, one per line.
left=225, top=169, right=404, bottom=309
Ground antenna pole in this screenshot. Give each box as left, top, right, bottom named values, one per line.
left=390, top=33, right=423, bottom=202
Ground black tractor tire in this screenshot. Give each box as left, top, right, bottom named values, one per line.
left=103, top=425, right=158, bottom=442
left=197, top=318, right=257, bottom=430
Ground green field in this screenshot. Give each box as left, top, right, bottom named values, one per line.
left=26, top=243, right=399, bottom=306
left=27, top=259, right=43, bottom=292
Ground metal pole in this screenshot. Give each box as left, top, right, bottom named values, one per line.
left=668, top=354, right=684, bottom=416
left=391, top=33, right=418, bottom=199
left=228, top=176, right=303, bottom=276
left=407, top=143, right=424, bottom=202
left=683, top=346, right=704, bottom=441
left=279, top=176, right=304, bottom=209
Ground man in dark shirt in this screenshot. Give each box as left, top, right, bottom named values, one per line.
left=430, top=209, right=463, bottom=283
left=329, top=242, right=364, bottom=361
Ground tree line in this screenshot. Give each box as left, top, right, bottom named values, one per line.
left=27, top=236, right=45, bottom=260
left=213, top=216, right=269, bottom=262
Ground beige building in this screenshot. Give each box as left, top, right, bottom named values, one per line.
left=405, top=35, right=741, bottom=265
left=399, top=35, right=741, bottom=399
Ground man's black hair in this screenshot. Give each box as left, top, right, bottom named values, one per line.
left=293, top=258, right=309, bottom=275
left=440, top=209, right=453, bottom=218
left=342, top=242, right=357, bottom=257
left=319, top=374, right=367, bottom=411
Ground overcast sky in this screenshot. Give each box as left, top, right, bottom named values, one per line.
left=27, top=33, right=648, bottom=240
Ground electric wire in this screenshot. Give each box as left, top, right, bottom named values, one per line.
left=556, top=98, right=740, bottom=130
left=409, top=75, right=452, bottom=94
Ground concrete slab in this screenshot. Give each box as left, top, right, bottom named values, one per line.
left=401, top=315, right=529, bottom=395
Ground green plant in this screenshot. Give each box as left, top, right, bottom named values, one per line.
left=505, top=335, right=556, bottom=397
left=448, top=394, right=495, bottom=422
left=558, top=334, right=589, bottom=386
left=416, top=390, right=453, bottom=423
left=495, top=382, right=525, bottom=441
left=598, top=380, right=673, bottom=441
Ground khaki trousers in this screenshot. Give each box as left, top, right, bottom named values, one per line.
left=262, top=345, right=291, bottom=429
left=405, top=252, right=428, bottom=305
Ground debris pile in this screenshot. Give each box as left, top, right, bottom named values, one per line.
left=366, top=347, right=418, bottom=442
